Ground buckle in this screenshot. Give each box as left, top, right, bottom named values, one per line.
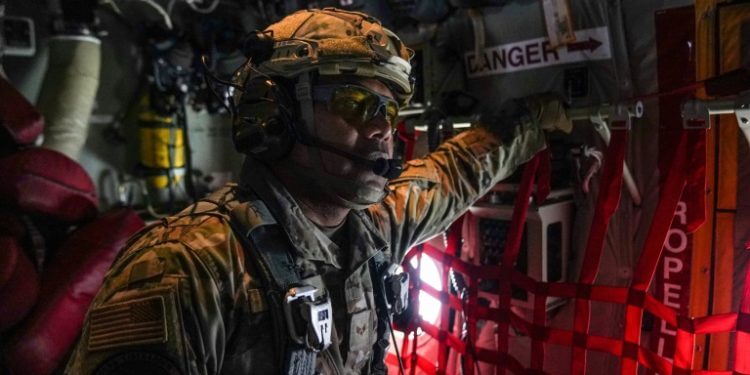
left=383, top=264, right=410, bottom=315
left=283, top=284, right=333, bottom=352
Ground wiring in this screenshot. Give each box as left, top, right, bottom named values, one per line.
left=136, top=0, right=174, bottom=30
left=186, top=0, right=220, bottom=14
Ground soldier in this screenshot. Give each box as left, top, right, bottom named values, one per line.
left=66, top=7, right=570, bottom=375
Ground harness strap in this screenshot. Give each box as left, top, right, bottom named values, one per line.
left=369, top=252, right=390, bottom=374
left=209, top=187, right=317, bottom=375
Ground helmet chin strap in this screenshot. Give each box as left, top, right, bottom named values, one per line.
left=293, top=73, right=388, bottom=210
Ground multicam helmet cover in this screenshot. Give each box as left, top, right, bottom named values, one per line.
left=235, top=7, right=414, bottom=106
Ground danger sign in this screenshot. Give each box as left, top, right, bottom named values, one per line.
left=465, top=27, right=612, bottom=78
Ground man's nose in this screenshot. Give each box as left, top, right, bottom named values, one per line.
left=362, top=105, right=392, bottom=141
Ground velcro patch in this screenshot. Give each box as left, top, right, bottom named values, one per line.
left=230, top=200, right=277, bottom=234
left=88, top=295, right=167, bottom=351
left=247, top=288, right=267, bottom=314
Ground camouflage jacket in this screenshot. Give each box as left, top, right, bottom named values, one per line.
left=65, top=125, right=544, bottom=375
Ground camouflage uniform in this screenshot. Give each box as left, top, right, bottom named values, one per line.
left=65, top=123, right=545, bottom=375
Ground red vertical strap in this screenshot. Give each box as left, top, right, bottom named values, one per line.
left=673, top=322, right=695, bottom=371
left=569, top=128, right=628, bottom=374
left=734, top=261, right=750, bottom=372
left=495, top=154, right=542, bottom=375
left=529, top=149, right=552, bottom=371
left=621, top=131, right=690, bottom=374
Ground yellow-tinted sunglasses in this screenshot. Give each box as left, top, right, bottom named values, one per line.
left=312, top=84, right=400, bottom=129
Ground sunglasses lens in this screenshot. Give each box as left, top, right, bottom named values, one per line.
left=328, top=86, right=398, bottom=128
left=385, top=102, right=399, bottom=125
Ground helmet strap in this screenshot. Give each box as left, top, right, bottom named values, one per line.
left=294, top=72, right=324, bottom=177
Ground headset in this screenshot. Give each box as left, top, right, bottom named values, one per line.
left=221, top=30, right=295, bottom=163
left=213, top=30, right=403, bottom=178
left=233, top=73, right=298, bottom=162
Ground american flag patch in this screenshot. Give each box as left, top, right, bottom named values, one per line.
left=88, top=295, right=167, bottom=351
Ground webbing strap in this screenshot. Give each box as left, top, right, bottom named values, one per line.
left=227, top=197, right=317, bottom=375
left=571, top=128, right=628, bottom=374
left=370, top=251, right=391, bottom=375
left=385, top=126, right=750, bottom=374
left=495, top=151, right=547, bottom=375
left=621, top=130, right=691, bottom=374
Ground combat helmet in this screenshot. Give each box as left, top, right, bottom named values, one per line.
left=233, top=8, right=413, bottom=209
left=236, top=7, right=414, bottom=106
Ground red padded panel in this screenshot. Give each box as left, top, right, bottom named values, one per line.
left=0, top=210, right=27, bottom=239
left=0, top=77, right=43, bottom=146
left=0, top=148, right=98, bottom=223
left=0, top=236, right=40, bottom=332
left=4, top=207, right=144, bottom=375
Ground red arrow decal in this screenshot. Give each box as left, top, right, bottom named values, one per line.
left=567, top=37, right=603, bottom=53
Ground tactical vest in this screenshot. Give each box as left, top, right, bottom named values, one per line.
left=204, top=187, right=403, bottom=374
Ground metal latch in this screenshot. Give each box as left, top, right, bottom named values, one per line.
left=283, top=284, right=332, bottom=352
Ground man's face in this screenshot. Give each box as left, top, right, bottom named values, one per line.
left=292, top=77, right=396, bottom=191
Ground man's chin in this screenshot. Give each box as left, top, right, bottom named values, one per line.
left=352, top=169, right=388, bottom=189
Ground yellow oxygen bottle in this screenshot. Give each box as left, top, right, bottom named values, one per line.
left=136, top=93, right=186, bottom=207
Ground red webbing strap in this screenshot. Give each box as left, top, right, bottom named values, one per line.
left=411, top=236, right=746, bottom=374
left=495, top=152, right=543, bottom=375
left=735, top=260, right=750, bottom=372
left=529, top=149, right=552, bottom=372
left=621, top=130, right=690, bottom=374
left=570, top=128, right=628, bottom=374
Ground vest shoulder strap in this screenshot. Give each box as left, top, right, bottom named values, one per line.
left=205, top=187, right=318, bottom=375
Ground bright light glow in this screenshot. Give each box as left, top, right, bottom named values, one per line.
left=413, top=122, right=472, bottom=132
left=410, top=254, right=442, bottom=325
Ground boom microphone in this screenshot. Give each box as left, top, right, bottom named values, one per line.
left=303, top=137, right=404, bottom=179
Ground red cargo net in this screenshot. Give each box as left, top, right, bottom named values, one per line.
left=387, top=127, right=750, bottom=374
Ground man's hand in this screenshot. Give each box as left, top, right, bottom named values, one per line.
left=474, top=92, right=572, bottom=144
left=524, top=93, right=573, bottom=134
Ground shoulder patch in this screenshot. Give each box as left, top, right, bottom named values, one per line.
left=88, top=295, right=167, bottom=351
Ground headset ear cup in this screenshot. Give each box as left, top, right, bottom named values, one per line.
left=257, top=115, right=294, bottom=161
left=231, top=77, right=296, bottom=161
